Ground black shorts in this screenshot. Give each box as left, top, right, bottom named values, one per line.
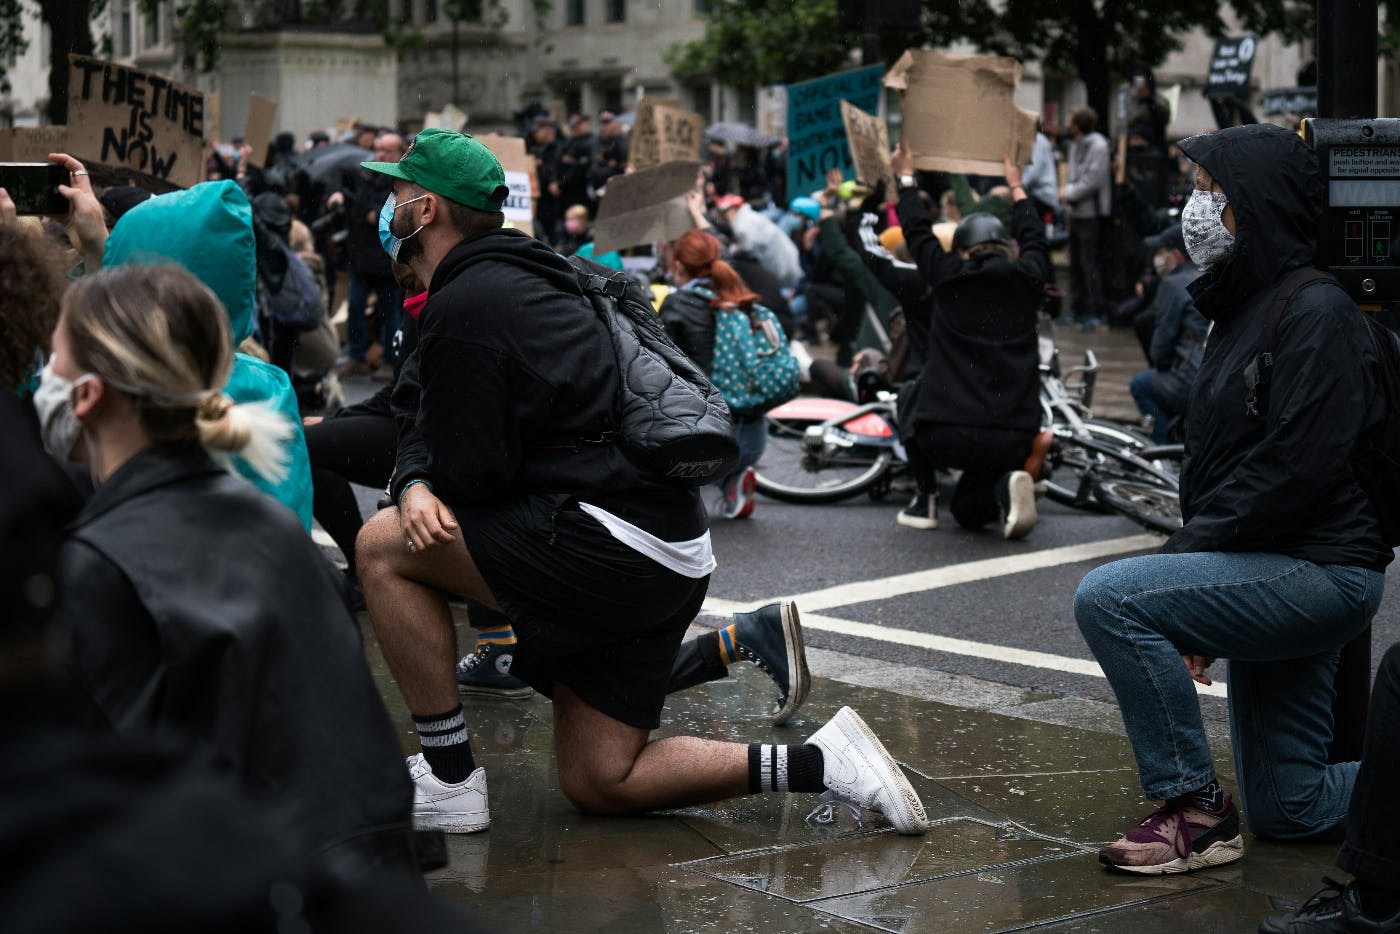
left=458, top=493, right=709, bottom=730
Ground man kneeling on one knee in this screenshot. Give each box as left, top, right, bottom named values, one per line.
left=355, top=129, right=928, bottom=835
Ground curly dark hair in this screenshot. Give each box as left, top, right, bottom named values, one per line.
left=0, top=224, right=67, bottom=394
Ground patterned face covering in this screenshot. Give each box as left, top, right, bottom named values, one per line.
left=1182, top=188, right=1236, bottom=271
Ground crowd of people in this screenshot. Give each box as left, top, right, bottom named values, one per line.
left=0, top=87, right=1396, bottom=932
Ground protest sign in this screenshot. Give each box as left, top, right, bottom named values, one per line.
left=242, top=92, right=277, bottom=169
left=787, top=65, right=883, bottom=201
left=0, top=125, right=70, bottom=162
left=476, top=132, right=534, bottom=237
left=1204, top=36, right=1257, bottom=98
left=593, top=160, right=699, bottom=255
left=839, top=100, right=894, bottom=194
left=205, top=91, right=221, bottom=142
left=66, top=54, right=205, bottom=189
left=884, top=50, right=1037, bottom=177
left=631, top=98, right=703, bottom=170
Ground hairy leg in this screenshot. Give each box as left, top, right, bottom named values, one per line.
left=357, top=507, right=499, bottom=715
left=552, top=682, right=750, bottom=814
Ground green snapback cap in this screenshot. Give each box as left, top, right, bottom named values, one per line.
left=362, top=128, right=509, bottom=211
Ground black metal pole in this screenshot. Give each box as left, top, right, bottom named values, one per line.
left=1317, top=0, right=1377, bottom=763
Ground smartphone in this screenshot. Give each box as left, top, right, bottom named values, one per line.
left=0, top=162, right=69, bottom=216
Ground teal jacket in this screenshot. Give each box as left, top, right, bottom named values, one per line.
left=103, top=181, right=314, bottom=531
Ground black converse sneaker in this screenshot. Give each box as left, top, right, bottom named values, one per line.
left=730, top=601, right=810, bottom=726
left=455, top=641, right=532, bottom=698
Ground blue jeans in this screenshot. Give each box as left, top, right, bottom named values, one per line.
left=1074, top=551, right=1383, bottom=840
left=1129, top=369, right=1189, bottom=443
left=715, top=414, right=767, bottom=494
left=346, top=271, right=402, bottom=365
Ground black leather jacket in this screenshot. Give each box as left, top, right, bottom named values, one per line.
left=52, top=444, right=416, bottom=866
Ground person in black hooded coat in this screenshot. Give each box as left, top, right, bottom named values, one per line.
left=1075, top=124, right=1389, bottom=876
left=892, top=147, right=1049, bottom=539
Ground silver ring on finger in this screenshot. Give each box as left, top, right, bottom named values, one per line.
left=71, top=169, right=89, bottom=176
left=406, top=538, right=416, bottom=551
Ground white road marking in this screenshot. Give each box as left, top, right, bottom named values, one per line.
left=700, top=533, right=1229, bottom=698
left=770, top=533, right=1163, bottom=611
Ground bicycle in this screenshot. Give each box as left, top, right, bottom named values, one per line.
left=754, top=331, right=1184, bottom=534
left=1036, top=336, right=1183, bottom=533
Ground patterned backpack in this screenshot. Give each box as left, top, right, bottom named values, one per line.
left=694, top=286, right=802, bottom=417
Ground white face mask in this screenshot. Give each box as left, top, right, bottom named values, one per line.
left=1182, top=189, right=1236, bottom=271
left=32, top=362, right=95, bottom=461
left=1152, top=249, right=1174, bottom=278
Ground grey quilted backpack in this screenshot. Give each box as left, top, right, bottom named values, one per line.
left=567, top=256, right=739, bottom=487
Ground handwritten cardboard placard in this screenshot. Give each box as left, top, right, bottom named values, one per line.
left=242, top=92, right=277, bottom=169
left=593, top=160, right=699, bottom=255
left=630, top=98, right=702, bottom=170
left=839, top=100, right=895, bottom=195
left=0, top=125, right=70, bottom=163
left=786, top=65, right=884, bottom=201
left=475, top=132, right=533, bottom=238
left=66, top=54, right=205, bottom=189
left=884, top=49, right=1036, bottom=177
left=205, top=91, right=221, bottom=143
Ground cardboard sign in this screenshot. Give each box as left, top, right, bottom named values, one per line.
left=786, top=65, right=884, bottom=201
left=66, top=54, right=205, bottom=189
left=475, top=132, right=533, bottom=238
left=593, top=160, right=700, bottom=254
left=205, top=91, right=221, bottom=143
left=241, top=92, right=277, bottom=169
left=884, top=50, right=1037, bottom=177
left=839, top=100, right=894, bottom=194
left=1204, top=35, right=1257, bottom=98
left=631, top=99, right=703, bottom=170
left=0, top=125, right=70, bottom=162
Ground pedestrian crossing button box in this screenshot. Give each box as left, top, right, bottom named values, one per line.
left=1306, top=118, right=1400, bottom=301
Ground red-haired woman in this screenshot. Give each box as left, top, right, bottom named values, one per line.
left=659, top=229, right=766, bottom=519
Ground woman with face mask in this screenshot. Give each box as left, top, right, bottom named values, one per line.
left=1074, top=125, right=1389, bottom=885
left=42, top=263, right=419, bottom=876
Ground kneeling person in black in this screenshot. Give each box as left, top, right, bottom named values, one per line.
left=892, top=148, right=1050, bottom=539
left=355, top=129, right=927, bottom=835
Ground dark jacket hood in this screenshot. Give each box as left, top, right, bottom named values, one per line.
left=1178, top=123, right=1324, bottom=319
left=432, top=226, right=585, bottom=298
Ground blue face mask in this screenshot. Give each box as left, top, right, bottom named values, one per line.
left=378, top=191, right=428, bottom=261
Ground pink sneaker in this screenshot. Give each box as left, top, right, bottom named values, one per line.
left=1099, top=793, right=1243, bottom=874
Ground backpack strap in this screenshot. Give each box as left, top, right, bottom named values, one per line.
left=1244, top=267, right=1338, bottom=417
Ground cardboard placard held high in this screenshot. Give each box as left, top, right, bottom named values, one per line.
left=884, top=49, right=1038, bottom=177
left=66, top=54, right=206, bottom=190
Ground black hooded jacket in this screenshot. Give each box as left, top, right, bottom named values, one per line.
left=1167, top=124, right=1390, bottom=569
left=391, top=227, right=706, bottom=542
left=896, top=189, right=1050, bottom=435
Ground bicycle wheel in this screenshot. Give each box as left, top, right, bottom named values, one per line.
left=1041, top=422, right=1170, bottom=512
left=755, top=418, right=894, bottom=504
left=1093, top=476, right=1182, bottom=533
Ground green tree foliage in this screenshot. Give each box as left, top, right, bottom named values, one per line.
left=665, top=0, right=854, bottom=88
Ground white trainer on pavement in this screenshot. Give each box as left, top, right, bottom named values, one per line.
left=407, top=753, right=491, bottom=833
left=805, top=706, right=928, bottom=835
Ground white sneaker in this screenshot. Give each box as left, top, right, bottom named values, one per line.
left=805, top=707, right=928, bottom=835
left=407, top=753, right=491, bottom=833
left=1000, top=470, right=1037, bottom=540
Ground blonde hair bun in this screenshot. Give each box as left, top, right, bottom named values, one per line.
left=196, top=393, right=292, bottom=485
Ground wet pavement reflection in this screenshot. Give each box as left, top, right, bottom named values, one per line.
left=358, top=617, right=1338, bottom=932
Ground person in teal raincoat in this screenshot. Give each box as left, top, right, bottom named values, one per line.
left=103, top=181, right=313, bottom=529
